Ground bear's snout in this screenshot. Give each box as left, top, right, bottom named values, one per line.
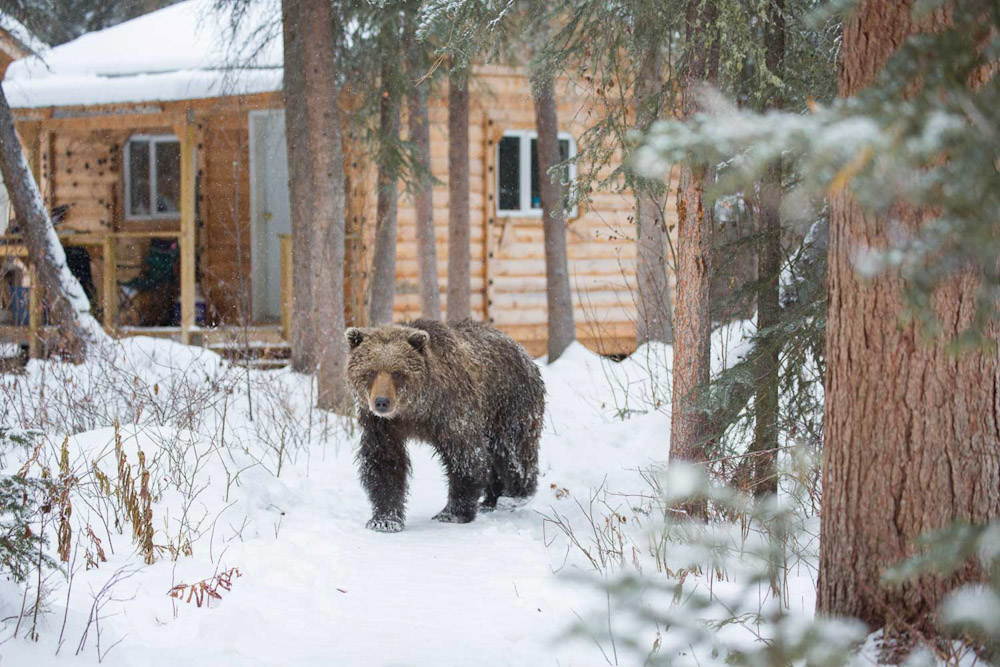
left=368, top=372, right=397, bottom=417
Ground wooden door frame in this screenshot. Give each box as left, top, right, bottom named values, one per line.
left=247, top=108, right=286, bottom=322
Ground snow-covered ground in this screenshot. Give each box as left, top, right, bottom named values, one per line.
left=0, top=324, right=819, bottom=666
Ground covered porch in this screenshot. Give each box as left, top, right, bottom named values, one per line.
left=1, top=100, right=298, bottom=363
left=0, top=228, right=293, bottom=362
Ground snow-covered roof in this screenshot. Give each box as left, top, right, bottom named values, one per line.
left=2, top=0, right=283, bottom=109
left=0, top=12, right=48, bottom=58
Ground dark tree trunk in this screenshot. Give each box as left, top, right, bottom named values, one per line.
left=634, top=40, right=673, bottom=345
left=670, top=0, right=719, bottom=466
left=818, top=0, right=1000, bottom=634
left=369, top=23, right=402, bottom=326
left=446, top=63, right=470, bottom=322
left=404, top=14, right=441, bottom=320
left=299, top=0, right=349, bottom=411
left=530, top=68, right=576, bottom=362
left=281, top=0, right=315, bottom=372
left=748, top=161, right=782, bottom=496
left=748, top=0, right=785, bottom=497
left=0, top=86, right=98, bottom=361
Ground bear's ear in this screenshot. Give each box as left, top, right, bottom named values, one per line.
left=406, top=329, right=430, bottom=353
left=345, top=328, right=367, bottom=350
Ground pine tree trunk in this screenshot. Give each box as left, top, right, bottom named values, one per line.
left=748, top=0, right=785, bottom=497
left=281, top=0, right=315, bottom=372
left=299, top=0, right=349, bottom=412
left=670, top=0, right=718, bottom=465
left=818, top=0, right=1000, bottom=633
left=405, top=15, right=441, bottom=320
left=368, top=29, right=401, bottom=326
left=446, top=63, right=470, bottom=323
left=0, top=86, right=99, bottom=362
left=634, top=42, right=673, bottom=346
left=531, top=68, right=575, bottom=362
left=749, top=160, right=781, bottom=496
left=342, top=122, right=367, bottom=329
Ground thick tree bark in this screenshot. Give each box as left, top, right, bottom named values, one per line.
left=671, top=166, right=713, bottom=463
left=670, top=0, right=718, bottom=466
left=368, top=25, right=402, bottom=326
left=446, top=63, right=470, bottom=322
left=817, top=0, right=1000, bottom=633
left=748, top=0, right=785, bottom=497
left=299, top=0, right=350, bottom=412
left=634, top=41, right=673, bottom=346
left=0, top=86, right=99, bottom=361
left=530, top=68, right=576, bottom=362
left=342, top=118, right=367, bottom=329
left=281, top=0, right=316, bottom=372
left=404, top=15, right=441, bottom=320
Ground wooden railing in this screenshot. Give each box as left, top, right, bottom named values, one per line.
left=2, top=228, right=294, bottom=357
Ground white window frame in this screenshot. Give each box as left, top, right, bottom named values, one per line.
left=495, top=130, right=577, bottom=218
left=124, top=134, right=183, bottom=221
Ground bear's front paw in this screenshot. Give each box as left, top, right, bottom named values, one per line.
left=366, top=516, right=405, bottom=533
left=432, top=509, right=475, bottom=524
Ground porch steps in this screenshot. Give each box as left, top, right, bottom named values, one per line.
left=0, top=324, right=294, bottom=370
left=229, top=356, right=290, bottom=370
left=208, top=339, right=291, bottom=370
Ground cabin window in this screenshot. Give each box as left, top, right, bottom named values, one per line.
left=125, top=135, right=182, bottom=219
left=496, top=130, right=576, bottom=217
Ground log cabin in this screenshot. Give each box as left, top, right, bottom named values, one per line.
left=0, top=0, right=679, bottom=360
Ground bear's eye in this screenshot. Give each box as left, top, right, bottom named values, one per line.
left=364, top=371, right=377, bottom=386
left=391, top=371, right=406, bottom=388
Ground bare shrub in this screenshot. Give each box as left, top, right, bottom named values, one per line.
left=0, top=333, right=350, bottom=649
left=168, top=566, right=242, bottom=608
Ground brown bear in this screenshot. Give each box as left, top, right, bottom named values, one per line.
left=345, top=319, right=544, bottom=532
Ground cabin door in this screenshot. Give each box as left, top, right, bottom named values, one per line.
left=249, top=110, right=292, bottom=322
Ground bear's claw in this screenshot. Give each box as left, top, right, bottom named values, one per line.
left=366, top=517, right=404, bottom=533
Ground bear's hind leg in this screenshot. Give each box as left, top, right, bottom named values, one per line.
left=433, top=443, right=488, bottom=524
left=492, top=415, right=541, bottom=503
left=480, top=471, right=504, bottom=512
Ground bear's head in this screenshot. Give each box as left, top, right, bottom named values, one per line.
left=344, top=325, right=431, bottom=419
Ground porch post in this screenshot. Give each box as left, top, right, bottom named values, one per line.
left=102, top=235, right=117, bottom=332
left=280, top=234, right=293, bottom=341
left=19, top=121, right=41, bottom=182
left=22, top=122, right=44, bottom=358
left=176, top=112, right=196, bottom=344
left=28, top=266, right=40, bottom=358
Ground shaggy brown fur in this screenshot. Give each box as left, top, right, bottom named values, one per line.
left=345, top=319, right=544, bottom=532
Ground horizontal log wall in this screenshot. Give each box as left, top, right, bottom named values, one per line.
left=379, top=68, right=673, bottom=357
